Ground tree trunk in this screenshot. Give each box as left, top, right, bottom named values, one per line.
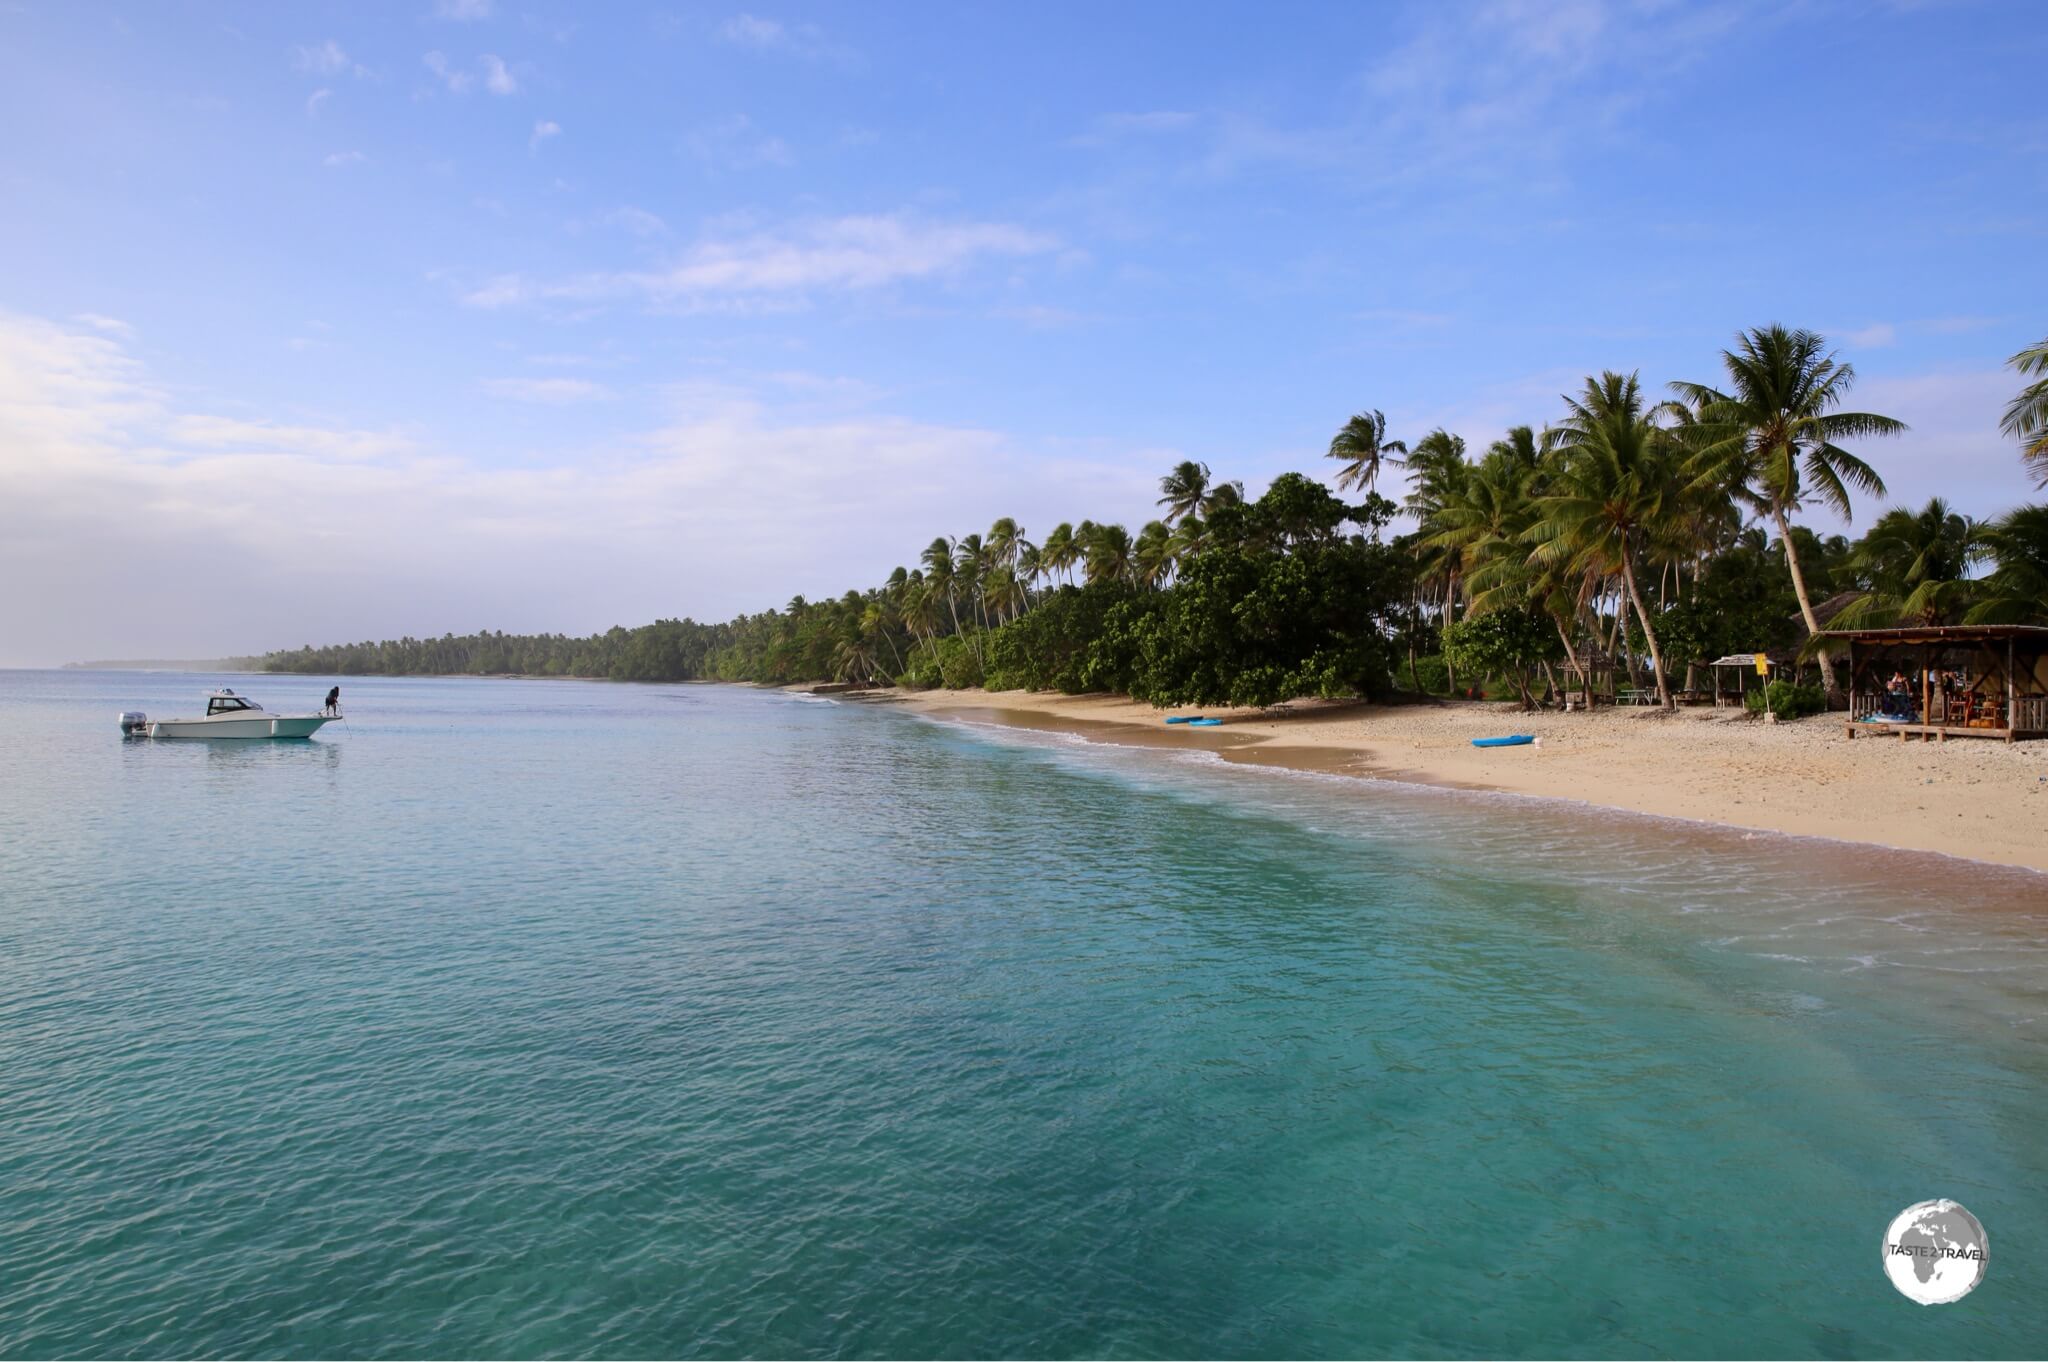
left=1620, top=546, right=1674, bottom=709
left=1774, top=505, right=1838, bottom=697
left=1442, top=578, right=1459, bottom=695
left=1553, top=615, right=1588, bottom=708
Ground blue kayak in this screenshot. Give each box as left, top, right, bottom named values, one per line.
left=1186, top=718, right=1224, bottom=727
left=1164, top=715, right=1203, bottom=725
left=1471, top=734, right=1535, bottom=748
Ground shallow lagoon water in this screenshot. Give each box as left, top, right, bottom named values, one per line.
left=1, top=670, right=2044, bottom=1358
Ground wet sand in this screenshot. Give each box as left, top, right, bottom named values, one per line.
left=851, top=688, right=2048, bottom=874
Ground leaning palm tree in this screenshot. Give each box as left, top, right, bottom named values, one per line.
left=920, top=537, right=962, bottom=639
left=1528, top=371, right=1681, bottom=709
left=1157, top=461, right=1212, bottom=523
left=1327, top=409, right=1407, bottom=491
left=1672, top=324, right=1905, bottom=695
left=901, top=573, right=943, bottom=659
left=2001, top=336, right=2048, bottom=488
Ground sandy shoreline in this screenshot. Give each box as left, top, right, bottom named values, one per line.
left=836, top=686, right=2048, bottom=874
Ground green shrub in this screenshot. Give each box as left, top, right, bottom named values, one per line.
left=1406, top=653, right=1450, bottom=694
left=898, top=633, right=984, bottom=690
left=1744, top=679, right=1825, bottom=719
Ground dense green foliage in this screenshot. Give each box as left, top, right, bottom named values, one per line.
left=266, top=324, right=2047, bottom=713
left=1744, top=680, right=1828, bottom=720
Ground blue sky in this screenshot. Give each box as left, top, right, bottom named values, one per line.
left=2, top=0, right=2044, bottom=664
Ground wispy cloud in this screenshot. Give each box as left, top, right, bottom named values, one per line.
left=306, top=87, right=332, bottom=116
left=530, top=119, right=561, bottom=151
left=480, top=377, right=614, bottom=403
left=1842, top=316, right=2001, bottom=349
left=423, top=50, right=472, bottom=93
left=464, top=213, right=1060, bottom=308
left=431, top=0, right=494, bottom=20
left=716, top=12, right=851, bottom=63
left=685, top=114, right=793, bottom=170
left=481, top=53, right=518, bottom=95
left=73, top=313, right=134, bottom=337
left=293, top=38, right=369, bottom=79
left=424, top=50, right=519, bottom=95
left=323, top=150, right=367, bottom=168
left=1174, top=0, right=1766, bottom=197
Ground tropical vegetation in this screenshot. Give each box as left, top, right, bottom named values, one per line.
left=265, top=325, right=2048, bottom=711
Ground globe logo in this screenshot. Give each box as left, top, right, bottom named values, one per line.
left=1882, top=1200, right=1989, bottom=1305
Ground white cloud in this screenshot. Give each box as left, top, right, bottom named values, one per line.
left=432, top=0, right=494, bottom=19
left=323, top=150, right=367, bottom=167
left=1846, top=322, right=1898, bottom=349
left=306, top=87, right=332, bottom=116
left=530, top=118, right=561, bottom=151
left=1186, top=0, right=1764, bottom=194
left=685, top=114, right=793, bottom=169
left=464, top=214, right=1059, bottom=308
left=73, top=313, right=134, bottom=337
left=716, top=12, right=847, bottom=62
left=425, top=50, right=519, bottom=95
left=481, top=53, right=518, bottom=95
left=423, top=50, right=473, bottom=93
left=480, top=377, right=613, bottom=403
left=719, top=13, right=786, bottom=46
left=293, top=38, right=351, bottom=75
left=0, top=310, right=1165, bottom=665
left=599, top=206, right=668, bottom=237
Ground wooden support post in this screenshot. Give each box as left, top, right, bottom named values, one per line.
left=2009, top=636, right=2018, bottom=744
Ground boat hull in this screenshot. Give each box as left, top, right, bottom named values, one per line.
left=147, top=714, right=335, bottom=739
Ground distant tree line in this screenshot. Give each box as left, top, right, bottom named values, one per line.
left=265, top=325, right=2048, bottom=709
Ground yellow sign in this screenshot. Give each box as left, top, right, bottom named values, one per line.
left=1754, top=653, right=1770, bottom=675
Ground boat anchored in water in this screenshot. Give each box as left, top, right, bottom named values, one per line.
left=120, top=688, right=337, bottom=740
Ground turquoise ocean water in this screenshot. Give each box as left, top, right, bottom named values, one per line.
left=1, top=669, right=2045, bottom=1359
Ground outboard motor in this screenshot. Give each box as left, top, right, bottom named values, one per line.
left=118, top=711, right=149, bottom=736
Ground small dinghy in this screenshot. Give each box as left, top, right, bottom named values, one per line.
left=1471, top=734, right=1535, bottom=748
left=1186, top=718, right=1224, bottom=727
left=1164, top=715, right=1203, bottom=725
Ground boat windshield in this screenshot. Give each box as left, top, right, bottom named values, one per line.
left=206, top=695, right=261, bottom=716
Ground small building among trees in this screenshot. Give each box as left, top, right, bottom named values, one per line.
left=1827, top=625, right=2048, bottom=743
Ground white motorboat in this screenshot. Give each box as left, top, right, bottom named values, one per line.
left=120, top=689, right=337, bottom=740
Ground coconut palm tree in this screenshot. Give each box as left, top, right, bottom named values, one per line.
left=1326, top=409, right=1407, bottom=491
left=2002, top=337, right=2048, bottom=488
left=1672, top=325, right=1905, bottom=694
left=1528, top=371, right=1681, bottom=708
left=1828, top=498, right=1987, bottom=629
left=920, top=537, right=962, bottom=639
left=901, top=572, right=943, bottom=658
left=1966, top=504, right=2048, bottom=625
left=1040, top=522, right=1078, bottom=586
left=1134, top=519, right=1176, bottom=587
left=1403, top=431, right=1472, bottom=692
left=1082, top=522, right=1135, bottom=584
left=1157, top=461, right=1212, bottom=523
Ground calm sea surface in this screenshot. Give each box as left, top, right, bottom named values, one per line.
left=2, top=669, right=2045, bottom=1359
